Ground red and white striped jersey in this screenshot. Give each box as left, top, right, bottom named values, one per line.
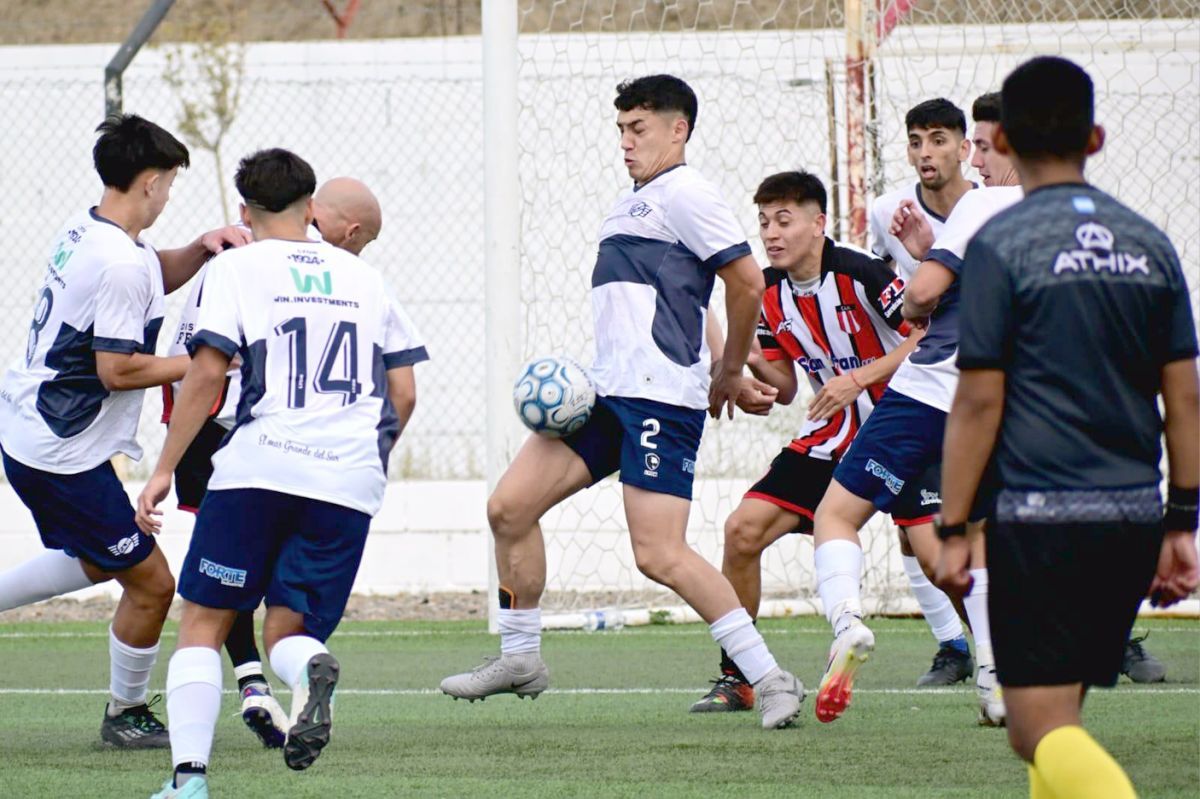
left=757, top=238, right=908, bottom=461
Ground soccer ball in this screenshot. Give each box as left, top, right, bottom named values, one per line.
left=513, top=356, right=596, bottom=437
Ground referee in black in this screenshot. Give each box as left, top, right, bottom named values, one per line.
left=934, top=56, right=1199, bottom=799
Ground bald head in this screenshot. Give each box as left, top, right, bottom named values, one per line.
left=312, top=176, right=382, bottom=255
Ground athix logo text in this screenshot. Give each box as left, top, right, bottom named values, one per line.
left=289, top=267, right=333, bottom=295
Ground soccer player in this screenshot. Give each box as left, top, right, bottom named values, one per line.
left=688, top=170, right=935, bottom=713
left=869, top=98, right=975, bottom=279
left=440, top=75, right=805, bottom=730
left=809, top=93, right=1027, bottom=727
left=935, top=55, right=1198, bottom=799
left=159, top=176, right=387, bottom=749
left=868, top=98, right=979, bottom=686
left=0, top=114, right=248, bottom=749
left=137, top=149, right=426, bottom=797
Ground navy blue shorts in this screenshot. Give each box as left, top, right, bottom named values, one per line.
left=178, top=488, right=370, bottom=642
left=2, top=447, right=155, bottom=573
left=563, top=395, right=705, bottom=500
left=832, top=389, right=945, bottom=514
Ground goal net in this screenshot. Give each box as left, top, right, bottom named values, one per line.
left=506, top=1, right=1200, bottom=627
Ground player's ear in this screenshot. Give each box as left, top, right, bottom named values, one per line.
left=1085, top=125, right=1105, bottom=157
left=302, top=197, right=315, bottom=225
left=238, top=203, right=251, bottom=228
left=142, top=170, right=159, bottom=198
left=814, top=212, right=827, bottom=234
left=674, top=114, right=689, bottom=144
left=959, top=135, right=971, bottom=162
left=993, top=125, right=1011, bottom=157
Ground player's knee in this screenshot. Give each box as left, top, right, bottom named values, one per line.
left=486, top=492, right=528, bottom=540
left=1006, top=725, right=1038, bottom=763
left=724, top=515, right=766, bottom=560
left=633, top=546, right=676, bottom=586
left=128, top=569, right=175, bottom=615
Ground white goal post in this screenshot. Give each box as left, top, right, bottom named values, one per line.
left=482, top=3, right=1200, bottom=630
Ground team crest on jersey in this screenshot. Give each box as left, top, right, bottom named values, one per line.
left=835, top=304, right=861, bottom=335
left=644, top=452, right=660, bottom=477
left=628, top=201, right=653, bottom=218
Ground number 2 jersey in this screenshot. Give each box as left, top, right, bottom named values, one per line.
left=0, top=208, right=164, bottom=473
left=189, top=238, right=428, bottom=516
left=757, top=238, right=909, bottom=461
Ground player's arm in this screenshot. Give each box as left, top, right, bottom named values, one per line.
left=889, top=199, right=935, bottom=260
left=96, top=351, right=190, bottom=392
left=711, top=253, right=766, bottom=417
left=387, top=366, right=418, bottom=440
left=135, top=344, right=231, bottom=534
left=1149, top=256, right=1200, bottom=607
left=902, top=258, right=955, bottom=323
left=807, top=329, right=922, bottom=421
left=157, top=226, right=252, bottom=294
left=708, top=305, right=783, bottom=413
left=936, top=235, right=1011, bottom=597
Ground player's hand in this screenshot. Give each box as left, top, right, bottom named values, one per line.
left=135, top=471, right=173, bottom=535
left=199, top=225, right=252, bottom=255
left=934, top=534, right=973, bottom=599
left=890, top=199, right=935, bottom=260
left=735, top=377, right=778, bottom=416
left=708, top=367, right=743, bottom=419
left=906, top=314, right=931, bottom=331
left=1148, top=530, right=1200, bottom=608
left=807, top=373, right=863, bottom=421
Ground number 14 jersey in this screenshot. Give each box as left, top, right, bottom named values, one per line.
left=190, top=238, right=428, bottom=516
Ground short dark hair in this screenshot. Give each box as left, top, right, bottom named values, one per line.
left=972, top=92, right=1002, bottom=124
left=92, top=114, right=190, bottom=191
left=1001, top=56, right=1095, bottom=160
left=905, top=98, right=967, bottom=136
left=753, top=171, right=827, bottom=215
left=614, top=75, right=698, bottom=141
left=234, top=148, right=316, bottom=213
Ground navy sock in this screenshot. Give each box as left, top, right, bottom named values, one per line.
left=940, top=635, right=970, bottom=655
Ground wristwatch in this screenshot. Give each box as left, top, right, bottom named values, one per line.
left=934, top=515, right=967, bottom=540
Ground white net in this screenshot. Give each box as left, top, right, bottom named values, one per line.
left=511, top=1, right=1200, bottom=621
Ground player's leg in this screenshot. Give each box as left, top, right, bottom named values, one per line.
left=964, top=523, right=1005, bottom=725
left=175, top=418, right=283, bottom=746
left=689, top=498, right=799, bottom=713
left=892, top=465, right=973, bottom=686
left=441, top=406, right=609, bottom=701
left=259, top=493, right=371, bottom=771
left=151, top=488, right=286, bottom=796
left=152, top=601, right=239, bottom=799
left=810, top=390, right=946, bottom=723
left=624, top=485, right=804, bottom=729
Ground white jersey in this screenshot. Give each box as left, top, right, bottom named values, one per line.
left=591, top=164, right=751, bottom=409
left=889, top=186, right=1024, bottom=411
left=0, top=209, right=164, bottom=473
left=191, top=238, right=427, bottom=516
left=164, top=224, right=323, bottom=429
left=869, top=182, right=975, bottom=280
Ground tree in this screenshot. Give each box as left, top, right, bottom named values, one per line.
left=160, top=0, right=246, bottom=224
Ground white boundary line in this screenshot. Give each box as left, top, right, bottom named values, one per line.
left=1, top=687, right=1196, bottom=696
left=2, top=626, right=1198, bottom=640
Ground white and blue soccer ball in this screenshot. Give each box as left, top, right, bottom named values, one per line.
left=513, top=355, right=596, bottom=437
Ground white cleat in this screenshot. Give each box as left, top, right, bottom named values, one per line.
left=754, top=668, right=805, bottom=729
left=976, top=664, right=1006, bottom=727
left=440, top=653, right=550, bottom=701
left=814, top=620, right=875, bottom=723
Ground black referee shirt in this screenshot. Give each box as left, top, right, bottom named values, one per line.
left=957, top=183, right=1197, bottom=495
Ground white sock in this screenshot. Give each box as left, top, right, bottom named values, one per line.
left=0, top=550, right=93, bottom=611
left=815, top=539, right=863, bottom=636
left=269, top=635, right=328, bottom=690
left=709, top=607, right=778, bottom=684
left=902, top=555, right=964, bottom=643
left=964, top=568, right=993, bottom=666
left=499, top=608, right=542, bottom=655
left=165, top=647, right=222, bottom=769
left=233, top=661, right=265, bottom=683
left=108, top=626, right=159, bottom=714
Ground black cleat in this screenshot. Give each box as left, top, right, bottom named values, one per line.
left=283, top=653, right=340, bottom=771
left=1122, top=634, right=1166, bottom=683
left=916, top=645, right=974, bottom=687
left=689, top=673, right=755, bottom=713
left=100, top=695, right=170, bottom=749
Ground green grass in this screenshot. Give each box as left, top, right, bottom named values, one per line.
left=0, top=617, right=1196, bottom=798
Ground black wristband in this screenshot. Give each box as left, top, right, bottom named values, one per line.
left=935, top=516, right=968, bottom=540
left=1164, top=484, right=1199, bottom=532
